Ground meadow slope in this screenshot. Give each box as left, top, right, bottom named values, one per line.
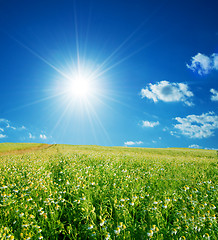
left=0, top=143, right=51, bottom=155
left=0, top=144, right=217, bottom=239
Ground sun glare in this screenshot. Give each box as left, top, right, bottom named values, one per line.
left=56, top=62, right=104, bottom=109
left=69, top=73, right=91, bottom=98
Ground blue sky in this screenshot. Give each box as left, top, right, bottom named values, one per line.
left=0, top=0, right=218, bottom=149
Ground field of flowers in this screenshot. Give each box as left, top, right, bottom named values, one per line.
left=0, top=144, right=217, bottom=239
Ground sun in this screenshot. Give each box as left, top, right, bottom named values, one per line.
left=68, top=72, right=92, bottom=98
left=56, top=62, right=104, bottom=109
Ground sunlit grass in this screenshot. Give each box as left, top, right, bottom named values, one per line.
left=0, top=144, right=217, bottom=239
left=0, top=143, right=47, bottom=154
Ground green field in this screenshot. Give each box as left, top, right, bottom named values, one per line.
left=0, top=143, right=49, bottom=154
left=0, top=144, right=217, bottom=239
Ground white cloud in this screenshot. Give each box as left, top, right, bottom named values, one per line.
left=29, top=133, right=35, bottom=139
left=186, top=53, right=211, bottom=75
left=205, top=147, right=218, bottom=150
left=124, top=141, right=143, bottom=146
left=8, top=125, right=16, bottom=130
left=142, top=120, right=159, bottom=128
left=140, top=81, right=193, bottom=106
left=174, top=112, right=218, bottom=138
left=189, top=144, right=201, bottom=149
left=212, top=53, right=218, bottom=70
left=0, top=118, right=17, bottom=130
left=170, top=130, right=180, bottom=138
left=0, top=119, right=26, bottom=131
left=186, top=53, right=218, bottom=75
left=0, top=119, right=49, bottom=141
left=163, top=127, right=168, bottom=132
left=170, top=131, right=175, bottom=136
left=0, top=118, right=9, bottom=126
left=0, top=118, right=8, bottom=122
left=0, top=134, right=6, bottom=138
left=210, top=89, right=218, bottom=101
left=40, top=134, right=47, bottom=140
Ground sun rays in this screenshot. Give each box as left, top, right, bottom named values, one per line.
left=6, top=3, right=157, bottom=145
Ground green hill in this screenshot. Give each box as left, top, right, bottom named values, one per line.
left=0, top=144, right=217, bottom=239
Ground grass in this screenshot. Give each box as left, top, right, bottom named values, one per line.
left=0, top=144, right=217, bottom=239
left=0, top=143, right=49, bottom=155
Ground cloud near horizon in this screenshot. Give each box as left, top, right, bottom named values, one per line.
left=29, top=133, right=35, bottom=139
left=0, top=118, right=10, bottom=127
left=142, top=120, right=159, bottom=128
left=40, top=134, right=47, bottom=140
left=0, top=118, right=19, bottom=130
left=186, top=53, right=218, bottom=75
left=174, top=112, right=218, bottom=138
left=0, top=133, right=6, bottom=138
left=124, top=141, right=143, bottom=146
left=189, top=144, right=201, bottom=149
left=0, top=118, right=51, bottom=142
left=140, top=81, right=193, bottom=106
